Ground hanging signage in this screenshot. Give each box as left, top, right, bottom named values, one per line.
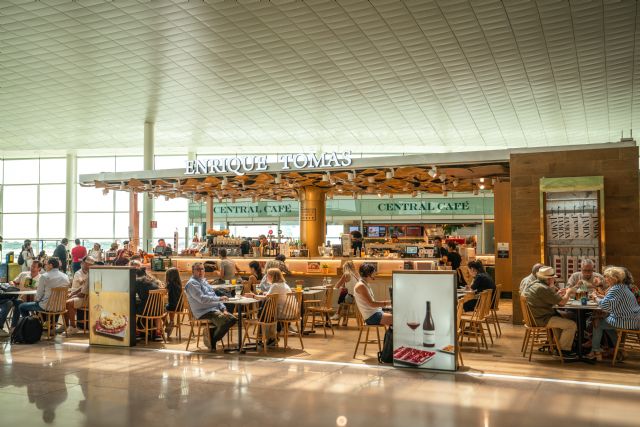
left=184, top=151, right=353, bottom=176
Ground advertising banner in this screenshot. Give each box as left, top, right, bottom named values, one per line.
left=392, top=271, right=457, bottom=371
left=89, top=267, right=136, bottom=347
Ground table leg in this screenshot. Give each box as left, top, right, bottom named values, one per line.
left=237, top=304, right=244, bottom=353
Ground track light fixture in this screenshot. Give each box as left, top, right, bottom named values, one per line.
left=386, top=168, right=394, bottom=180
left=428, top=166, right=438, bottom=178
left=275, top=173, right=281, bottom=184
left=479, top=184, right=485, bottom=190
left=367, top=176, right=375, bottom=184
left=118, top=182, right=125, bottom=191
left=322, top=172, right=330, bottom=182
left=479, top=177, right=485, bottom=183
left=347, top=171, right=355, bottom=181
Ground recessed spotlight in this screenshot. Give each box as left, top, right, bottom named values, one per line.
left=479, top=184, right=485, bottom=190
left=480, top=177, right=485, bottom=183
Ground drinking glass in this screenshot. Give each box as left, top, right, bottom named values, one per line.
left=231, top=279, right=237, bottom=285
left=405, top=309, right=420, bottom=346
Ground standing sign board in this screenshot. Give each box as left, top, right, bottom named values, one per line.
left=392, top=271, right=457, bottom=371
left=89, top=267, right=136, bottom=347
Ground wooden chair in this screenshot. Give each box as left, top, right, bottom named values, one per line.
left=38, top=287, right=69, bottom=339
left=136, top=289, right=167, bottom=345
left=166, top=291, right=186, bottom=340
left=352, top=306, right=385, bottom=358
left=487, top=284, right=503, bottom=337
left=243, top=294, right=278, bottom=354
left=77, top=305, right=90, bottom=333
left=459, top=290, right=493, bottom=351
left=337, top=299, right=356, bottom=327
left=519, top=295, right=563, bottom=363
left=306, top=287, right=336, bottom=338
left=456, top=296, right=470, bottom=366
left=182, top=292, right=212, bottom=351
left=278, top=292, right=304, bottom=350
left=611, top=328, right=640, bottom=366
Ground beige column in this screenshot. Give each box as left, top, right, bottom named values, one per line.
left=129, top=191, right=140, bottom=252
left=299, top=186, right=326, bottom=257
left=206, top=195, right=214, bottom=232
left=142, top=121, right=154, bottom=251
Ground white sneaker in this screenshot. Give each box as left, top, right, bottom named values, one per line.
left=330, top=314, right=340, bottom=321
left=65, top=326, right=79, bottom=336
left=0, top=329, right=9, bottom=337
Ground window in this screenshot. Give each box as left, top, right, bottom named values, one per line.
left=3, top=159, right=39, bottom=184
left=155, top=155, right=187, bottom=170
left=2, top=214, right=37, bottom=239
left=39, top=184, right=66, bottom=213
left=2, top=185, right=38, bottom=213
left=38, top=213, right=66, bottom=239
left=76, top=213, right=114, bottom=239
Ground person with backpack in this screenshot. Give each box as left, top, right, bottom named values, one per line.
left=18, top=257, right=70, bottom=318
left=19, top=239, right=35, bottom=272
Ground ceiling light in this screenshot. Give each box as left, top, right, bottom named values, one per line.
left=480, top=177, right=485, bottom=183
left=367, top=176, right=375, bottom=184
left=411, top=191, right=417, bottom=197
left=479, top=184, right=485, bottom=190
left=377, top=192, right=382, bottom=198
left=439, top=173, right=447, bottom=182
left=428, top=166, right=438, bottom=178
left=327, top=193, right=333, bottom=200
left=252, top=196, right=257, bottom=203
left=275, top=174, right=281, bottom=184
left=386, top=169, right=394, bottom=180
left=441, top=184, right=447, bottom=191
left=337, top=187, right=343, bottom=193
left=443, top=190, right=448, bottom=197
left=322, top=172, right=329, bottom=182
left=347, top=171, right=354, bottom=181
left=164, top=196, right=170, bottom=201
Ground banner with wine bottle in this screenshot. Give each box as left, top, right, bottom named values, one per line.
left=392, top=271, right=457, bottom=371
left=88, top=267, right=137, bottom=347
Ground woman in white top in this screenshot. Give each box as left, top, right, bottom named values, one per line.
left=20, top=240, right=35, bottom=271
left=89, top=243, right=104, bottom=264
left=332, top=260, right=359, bottom=324
left=247, top=268, right=292, bottom=346
left=354, top=263, right=392, bottom=326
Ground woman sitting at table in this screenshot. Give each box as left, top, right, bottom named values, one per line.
left=246, top=268, right=291, bottom=346
left=588, top=266, right=640, bottom=361
left=331, top=260, right=359, bottom=325
left=164, top=267, right=182, bottom=337
left=257, top=260, right=282, bottom=293
left=354, top=263, right=392, bottom=326
left=244, top=261, right=263, bottom=294
left=463, top=260, right=496, bottom=312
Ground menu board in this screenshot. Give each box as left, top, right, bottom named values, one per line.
left=89, top=267, right=136, bottom=347
left=392, top=271, right=457, bottom=371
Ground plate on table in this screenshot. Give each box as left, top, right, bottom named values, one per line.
left=94, top=312, right=128, bottom=338
left=438, top=345, right=456, bottom=355
left=393, top=346, right=436, bottom=366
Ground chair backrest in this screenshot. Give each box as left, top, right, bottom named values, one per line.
left=258, top=294, right=278, bottom=323
left=480, top=289, right=494, bottom=318
left=169, top=291, right=184, bottom=313
left=470, top=290, right=491, bottom=321
left=492, top=284, right=503, bottom=309
left=354, top=304, right=365, bottom=329
left=46, top=287, right=69, bottom=312
left=321, top=287, right=335, bottom=309
left=456, top=298, right=465, bottom=331
left=519, top=295, right=537, bottom=327
left=141, top=289, right=167, bottom=317
left=280, top=292, right=301, bottom=320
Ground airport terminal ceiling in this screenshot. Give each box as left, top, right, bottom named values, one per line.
left=1, top=0, right=640, bottom=157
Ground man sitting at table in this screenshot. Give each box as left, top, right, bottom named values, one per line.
left=567, top=259, right=604, bottom=292
left=257, top=260, right=286, bottom=293
left=524, top=266, right=578, bottom=359
left=519, top=263, right=543, bottom=295
left=19, top=257, right=70, bottom=318
left=60, top=256, right=96, bottom=335
left=184, top=262, right=237, bottom=351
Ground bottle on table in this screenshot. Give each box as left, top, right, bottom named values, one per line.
left=422, top=301, right=435, bottom=347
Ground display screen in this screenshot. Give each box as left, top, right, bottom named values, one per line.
left=378, top=226, right=387, bottom=237
left=406, top=226, right=422, bottom=237
left=349, top=226, right=360, bottom=232
left=367, top=226, right=380, bottom=237
left=405, top=246, right=418, bottom=255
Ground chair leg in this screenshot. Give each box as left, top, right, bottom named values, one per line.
left=186, top=325, right=194, bottom=351
left=484, top=319, right=493, bottom=345
left=528, top=329, right=536, bottom=361
left=283, top=322, right=288, bottom=350
left=297, top=323, right=304, bottom=350
left=363, top=328, right=370, bottom=355
left=376, top=327, right=382, bottom=352
left=353, top=329, right=363, bottom=358
left=521, top=329, right=530, bottom=354
left=612, top=331, right=624, bottom=367
left=145, top=319, right=149, bottom=346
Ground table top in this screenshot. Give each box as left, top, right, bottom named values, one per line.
left=3, top=290, right=37, bottom=295
left=209, top=284, right=236, bottom=289
left=554, top=301, right=600, bottom=310
left=226, top=297, right=258, bottom=305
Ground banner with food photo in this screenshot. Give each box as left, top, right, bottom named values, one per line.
left=89, top=267, right=136, bottom=347
left=392, top=271, right=457, bottom=371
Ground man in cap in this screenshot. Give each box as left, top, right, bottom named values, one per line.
left=519, top=263, right=544, bottom=295
left=62, top=255, right=96, bottom=335
left=524, top=266, right=578, bottom=359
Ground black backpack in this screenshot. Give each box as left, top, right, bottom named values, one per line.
left=17, top=252, right=25, bottom=265
left=0, top=284, right=20, bottom=301
left=11, top=316, right=43, bottom=344
left=378, top=326, right=394, bottom=364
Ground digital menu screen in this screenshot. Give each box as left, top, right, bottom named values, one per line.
left=367, top=226, right=380, bottom=237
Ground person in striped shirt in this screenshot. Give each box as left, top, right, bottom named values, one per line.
left=588, top=266, right=640, bottom=361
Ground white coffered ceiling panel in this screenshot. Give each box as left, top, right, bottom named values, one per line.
left=0, top=0, right=638, bottom=157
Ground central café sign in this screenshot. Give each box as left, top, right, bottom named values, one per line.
left=185, top=151, right=353, bottom=176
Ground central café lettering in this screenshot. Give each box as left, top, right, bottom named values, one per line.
left=185, top=151, right=353, bottom=176
left=213, top=204, right=293, bottom=215
left=377, top=201, right=471, bottom=213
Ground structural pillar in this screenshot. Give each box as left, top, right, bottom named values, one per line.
left=299, top=186, right=326, bottom=257
left=65, top=153, right=77, bottom=241
left=206, top=195, right=214, bottom=232
left=129, top=191, right=140, bottom=253
left=142, top=121, right=154, bottom=251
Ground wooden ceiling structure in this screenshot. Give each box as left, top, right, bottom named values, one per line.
left=86, top=162, right=509, bottom=202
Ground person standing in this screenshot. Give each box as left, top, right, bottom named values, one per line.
left=19, top=239, right=35, bottom=272
left=71, top=239, right=87, bottom=273
left=89, top=243, right=104, bottom=264
left=433, top=236, right=448, bottom=259
left=53, top=238, right=69, bottom=273
left=446, top=242, right=462, bottom=270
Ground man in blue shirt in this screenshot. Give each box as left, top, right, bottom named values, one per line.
left=184, top=262, right=236, bottom=351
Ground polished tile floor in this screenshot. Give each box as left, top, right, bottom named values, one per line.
left=2, top=338, right=640, bottom=427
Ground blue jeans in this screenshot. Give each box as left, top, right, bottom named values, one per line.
left=592, top=317, right=617, bottom=352
left=19, top=301, right=44, bottom=318
left=0, top=299, right=23, bottom=329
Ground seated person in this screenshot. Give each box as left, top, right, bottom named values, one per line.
left=524, top=266, right=577, bottom=359
left=353, top=263, right=392, bottom=326
left=135, top=267, right=159, bottom=315
left=463, top=260, right=496, bottom=312
left=10, top=259, right=42, bottom=290
left=154, top=238, right=172, bottom=256
left=219, top=249, right=240, bottom=282
left=244, top=261, right=263, bottom=294
left=114, top=241, right=132, bottom=266
left=519, top=263, right=544, bottom=295
left=258, top=260, right=282, bottom=293
left=246, top=268, right=292, bottom=347
left=588, top=266, right=640, bottom=361
left=0, top=261, right=39, bottom=334
left=274, top=254, right=291, bottom=275
left=184, top=262, right=236, bottom=351
left=164, top=267, right=183, bottom=336
left=567, top=259, right=604, bottom=292
left=19, top=257, right=70, bottom=318
left=62, top=256, right=96, bottom=335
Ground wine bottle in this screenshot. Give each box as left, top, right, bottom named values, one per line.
left=422, top=301, right=435, bottom=347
